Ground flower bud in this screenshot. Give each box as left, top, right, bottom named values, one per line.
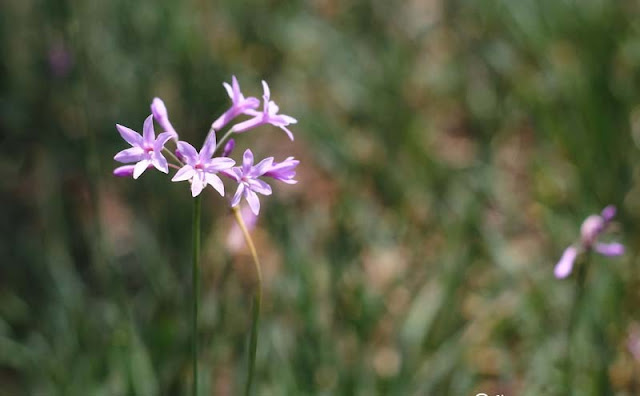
left=222, top=139, right=235, bottom=157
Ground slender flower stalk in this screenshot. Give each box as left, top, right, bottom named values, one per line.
left=113, top=81, right=298, bottom=396
left=192, top=196, right=201, bottom=396
left=557, top=206, right=624, bottom=394
left=564, top=251, right=588, bottom=394
left=232, top=206, right=262, bottom=396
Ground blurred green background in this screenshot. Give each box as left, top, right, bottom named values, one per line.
left=2, top=0, right=640, bottom=394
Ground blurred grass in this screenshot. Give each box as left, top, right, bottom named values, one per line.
left=2, top=0, right=640, bottom=394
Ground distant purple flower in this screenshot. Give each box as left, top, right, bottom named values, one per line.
left=171, top=131, right=235, bottom=197
left=231, top=81, right=297, bottom=140
left=554, top=205, right=624, bottom=279
left=227, top=149, right=274, bottom=215
left=211, top=76, right=260, bottom=131
left=114, top=115, right=174, bottom=179
left=151, top=97, right=178, bottom=138
left=264, top=157, right=299, bottom=184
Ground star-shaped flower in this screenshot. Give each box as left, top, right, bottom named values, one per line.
left=227, top=149, right=274, bottom=215
left=554, top=205, right=624, bottom=279
left=211, top=76, right=260, bottom=131
left=114, top=115, right=173, bottom=179
left=231, top=81, right=297, bottom=140
left=171, top=131, right=236, bottom=197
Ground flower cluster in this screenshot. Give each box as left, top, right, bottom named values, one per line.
left=554, top=205, right=624, bottom=279
left=113, top=76, right=299, bottom=215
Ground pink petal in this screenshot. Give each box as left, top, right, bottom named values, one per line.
left=151, top=152, right=168, bottom=174
left=142, top=115, right=155, bottom=144
left=231, top=183, right=245, bottom=207
left=155, top=132, right=175, bottom=150
left=223, top=81, right=234, bottom=100
left=199, top=131, right=217, bottom=160
left=554, top=246, right=578, bottom=279
left=133, top=160, right=150, bottom=179
left=176, top=141, right=198, bottom=164
left=171, top=165, right=195, bottom=182
left=252, top=157, right=274, bottom=176
left=248, top=179, right=272, bottom=195
left=114, top=147, right=144, bottom=163
left=261, top=80, right=271, bottom=102
left=245, top=189, right=261, bottom=215
left=204, top=157, right=235, bottom=172
left=594, top=242, right=624, bottom=256
left=279, top=125, right=294, bottom=141
left=205, top=173, right=225, bottom=196
left=191, top=174, right=205, bottom=197
left=116, top=124, right=143, bottom=147
left=242, top=149, right=254, bottom=173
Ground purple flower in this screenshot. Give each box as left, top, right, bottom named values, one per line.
left=171, top=131, right=236, bottom=197
left=231, top=81, right=297, bottom=141
left=211, top=76, right=260, bottom=131
left=263, top=157, right=299, bottom=184
left=554, top=205, right=624, bottom=279
left=151, top=97, right=178, bottom=138
left=227, top=149, right=274, bottom=215
left=114, top=115, right=174, bottom=179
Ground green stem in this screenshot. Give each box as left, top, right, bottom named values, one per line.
left=232, top=206, right=262, bottom=396
left=213, top=128, right=236, bottom=157
left=192, top=196, right=201, bottom=396
left=163, top=147, right=184, bottom=167
left=565, top=253, right=589, bottom=395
